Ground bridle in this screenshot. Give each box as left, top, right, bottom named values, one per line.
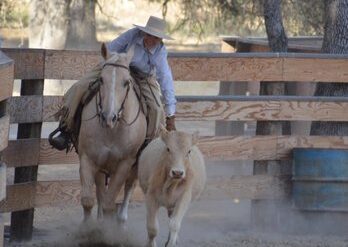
left=85, top=62, right=141, bottom=127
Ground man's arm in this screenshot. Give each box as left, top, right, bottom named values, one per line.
left=107, top=28, right=138, bottom=53
left=155, top=46, right=177, bottom=117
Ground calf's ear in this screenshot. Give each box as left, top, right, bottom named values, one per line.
left=192, top=131, right=199, bottom=145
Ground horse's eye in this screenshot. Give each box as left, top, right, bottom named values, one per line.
left=167, top=147, right=170, bottom=152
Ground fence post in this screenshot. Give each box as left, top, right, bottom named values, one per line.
left=0, top=162, right=5, bottom=247
left=10, top=79, right=44, bottom=241
left=0, top=50, right=13, bottom=246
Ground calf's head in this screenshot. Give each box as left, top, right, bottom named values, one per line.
left=160, top=130, right=199, bottom=180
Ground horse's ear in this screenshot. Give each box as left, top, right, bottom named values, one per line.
left=192, top=131, right=200, bottom=145
left=101, top=43, right=108, bottom=60
left=126, top=45, right=135, bottom=65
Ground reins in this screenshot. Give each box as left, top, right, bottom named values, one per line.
left=83, top=62, right=141, bottom=127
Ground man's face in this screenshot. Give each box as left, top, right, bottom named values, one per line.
left=143, top=33, right=162, bottom=50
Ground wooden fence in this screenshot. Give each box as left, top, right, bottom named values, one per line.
left=0, top=51, right=14, bottom=247
left=1, top=48, right=348, bottom=238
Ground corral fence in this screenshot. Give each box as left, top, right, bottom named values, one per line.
left=0, top=51, right=14, bottom=247
left=1, top=48, right=348, bottom=241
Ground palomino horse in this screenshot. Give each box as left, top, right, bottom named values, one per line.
left=78, top=43, right=146, bottom=221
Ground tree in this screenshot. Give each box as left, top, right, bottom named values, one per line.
left=310, top=0, right=348, bottom=136
left=29, top=0, right=70, bottom=49
left=150, top=0, right=324, bottom=39
left=29, top=0, right=98, bottom=50
left=65, top=0, right=98, bottom=50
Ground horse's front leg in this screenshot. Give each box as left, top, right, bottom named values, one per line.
left=102, top=158, right=136, bottom=218
left=95, top=171, right=106, bottom=220
left=79, top=154, right=97, bottom=222
left=118, top=163, right=138, bottom=223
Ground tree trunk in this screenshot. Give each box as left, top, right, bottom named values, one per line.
left=263, top=0, right=288, bottom=52
left=252, top=0, right=290, bottom=232
left=65, top=0, right=99, bottom=50
left=29, top=0, right=70, bottom=49
left=310, top=0, right=348, bottom=136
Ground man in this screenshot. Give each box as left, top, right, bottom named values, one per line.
left=50, top=16, right=177, bottom=151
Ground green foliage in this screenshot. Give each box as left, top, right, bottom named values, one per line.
left=0, top=0, right=29, bottom=28
left=150, top=0, right=324, bottom=39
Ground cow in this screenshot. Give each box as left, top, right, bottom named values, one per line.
left=138, top=130, right=206, bottom=247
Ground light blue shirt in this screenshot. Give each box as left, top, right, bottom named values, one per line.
left=107, top=28, right=176, bottom=116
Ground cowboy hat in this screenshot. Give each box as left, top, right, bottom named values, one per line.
left=134, top=16, right=174, bottom=40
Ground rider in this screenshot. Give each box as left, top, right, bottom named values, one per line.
left=50, top=16, right=177, bottom=151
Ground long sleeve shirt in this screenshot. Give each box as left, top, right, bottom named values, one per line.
left=107, top=28, right=176, bottom=117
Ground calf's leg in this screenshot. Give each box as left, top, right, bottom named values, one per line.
left=146, top=195, right=160, bottom=247
left=165, top=190, right=192, bottom=247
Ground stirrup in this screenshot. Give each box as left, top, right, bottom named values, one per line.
left=48, top=127, right=70, bottom=151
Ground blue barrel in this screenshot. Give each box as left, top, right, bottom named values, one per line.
left=293, top=148, right=348, bottom=212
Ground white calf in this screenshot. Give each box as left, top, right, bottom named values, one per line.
left=138, top=130, right=206, bottom=247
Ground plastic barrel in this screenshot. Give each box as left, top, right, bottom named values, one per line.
left=292, top=148, right=348, bottom=212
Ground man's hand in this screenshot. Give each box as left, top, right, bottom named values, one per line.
left=165, top=115, right=176, bottom=131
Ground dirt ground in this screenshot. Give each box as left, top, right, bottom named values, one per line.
left=4, top=188, right=348, bottom=247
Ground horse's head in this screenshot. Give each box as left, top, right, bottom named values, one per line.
left=99, top=43, right=134, bottom=128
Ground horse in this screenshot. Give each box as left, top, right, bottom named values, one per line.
left=78, top=43, right=146, bottom=222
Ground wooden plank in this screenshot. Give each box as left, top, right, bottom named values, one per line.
left=45, top=50, right=100, bottom=80
left=2, top=49, right=45, bottom=80
left=39, top=139, right=79, bottom=165
left=0, top=115, right=9, bottom=152
left=28, top=95, right=348, bottom=123
left=32, top=136, right=348, bottom=166
left=199, top=135, right=348, bottom=161
left=0, top=182, right=36, bottom=213
left=283, top=57, right=348, bottom=83
left=176, top=96, right=348, bottom=121
left=4, top=48, right=348, bottom=82
left=0, top=52, right=14, bottom=102
left=4, top=136, right=348, bottom=167
left=9, top=96, right=43, bottom=124
left=43, top=52, right=348, bottom=82
left=2, top=139, right=40, bottom=168
left=0, top=163, right=5, bottom=202
left=169, top=56, right=283, bottom=82
left=0, top=175, right=290, bottom=212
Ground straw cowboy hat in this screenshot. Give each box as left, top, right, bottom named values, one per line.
left=134, top=16, right=174, bottom=40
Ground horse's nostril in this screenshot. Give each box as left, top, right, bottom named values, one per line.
left=101, top=112, right=107, bottom=121
left=112, top=114, right=117, bottom=122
